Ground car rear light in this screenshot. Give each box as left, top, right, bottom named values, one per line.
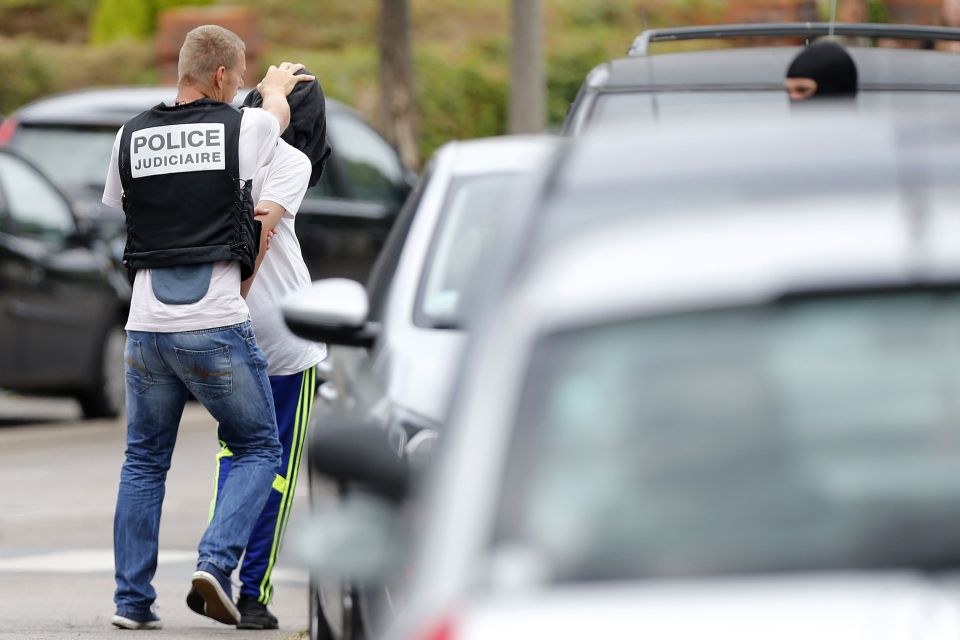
left=0, top=118, right=17, bottom=145
left=415, top=616, right=456, bottom=640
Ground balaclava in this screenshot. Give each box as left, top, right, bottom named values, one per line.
left=786, top=41, right=858, bottom=100
left=243, top=68, right=332, bottom=187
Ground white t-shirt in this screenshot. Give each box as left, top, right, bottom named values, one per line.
left=102, top=106, right=280, bottom=332
left=248, top=139, right=326, bottom=375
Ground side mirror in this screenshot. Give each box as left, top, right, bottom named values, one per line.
left=297, top=420, right=412, bottom=586
left=282, top=278, right=379, bottom=348
left=296, top=492, right=400, bottom=586
left=311, top=420, right=411, bottom=504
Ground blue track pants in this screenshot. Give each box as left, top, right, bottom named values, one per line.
left=211, top=366, right=316, bottom=603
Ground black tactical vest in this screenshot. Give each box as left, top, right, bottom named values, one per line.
left=118, top=98, right=258, bottom=281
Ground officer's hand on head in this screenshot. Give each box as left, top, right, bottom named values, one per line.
left=257, top=62, right=315, bottom=97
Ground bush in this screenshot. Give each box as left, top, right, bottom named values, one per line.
left=0, top=37, right=156, bottom=114
left=0, top=0, right=97, bottom=42
left=227, top=0, right=377, bottom=51
left=416, top=42, right=508, bottom=158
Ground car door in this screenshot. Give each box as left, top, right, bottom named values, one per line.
left=296, top=110, right=414, bottom=282
left=0, top=152, right=115, bottom=390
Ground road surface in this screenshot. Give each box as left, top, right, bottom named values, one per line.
left=0, top=393, right=310, bottom=639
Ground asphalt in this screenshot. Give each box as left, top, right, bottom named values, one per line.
left=0, top=394, right=310, bottom=640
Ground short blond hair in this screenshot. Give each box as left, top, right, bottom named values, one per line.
left=177, top=25, right=245, bottom=85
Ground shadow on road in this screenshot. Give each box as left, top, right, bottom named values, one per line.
left=0, top=416, right=80, bottom=428
left=0, top=393, right=84, bottom=427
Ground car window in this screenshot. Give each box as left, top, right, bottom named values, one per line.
left=416, top=173, right=522, bottom=329
left=497, top=291, right=960, bottom=582
left=10, top=125, right=118, bottom=190
left=589, top=90, right=788, bottom=126
left=587, top=90, right=960, bottom=129
left=0, top=154, right=74, bottom=241
left=366, top=165, right=432, bottom=322
left=305, top=164, right=337, bottom=199
left=328, top=111, right=405, bottom=205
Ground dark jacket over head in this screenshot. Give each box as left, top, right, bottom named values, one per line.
left=243, top=69, right=332, bottom=187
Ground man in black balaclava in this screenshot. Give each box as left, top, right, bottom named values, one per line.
left=785, top=41, right=859, bottom=102
left=243, top=68, right=331, bottom=186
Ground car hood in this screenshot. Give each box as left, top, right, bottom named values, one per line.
left=448, top=572, right=960, bottom=640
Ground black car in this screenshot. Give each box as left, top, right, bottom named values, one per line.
left=564, top=22, right=960, bottom=133
left=0, top=147, right=129, bottom=418
left=0, top=86, right=416, bottom=282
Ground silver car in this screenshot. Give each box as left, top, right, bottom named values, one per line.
left=312, top=111, right=960, bottom=640
left=284, top=134, right=557, bottom=640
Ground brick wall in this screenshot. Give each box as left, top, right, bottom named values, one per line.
left=723, top=0, right=820, bottom=23
left=155, top=6, right=264, bottom=85
left=659, top=0, right=946, bottom=25
left=885, top=0, right=943, bottom=23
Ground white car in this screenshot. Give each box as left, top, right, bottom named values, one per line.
left=308, top=112, right=960, bottom=640
left=284, top=135, right=557, bottom=640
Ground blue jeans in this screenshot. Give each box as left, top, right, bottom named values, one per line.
left=114, top=320, right=282, bottom=616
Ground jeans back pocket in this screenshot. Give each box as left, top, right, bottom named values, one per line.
left=174, top=345, right=233, bottom=401
left=125, top=338, right=153, bottom=395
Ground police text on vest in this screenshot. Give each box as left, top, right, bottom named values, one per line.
left=130, top=123, right=226, bottom=178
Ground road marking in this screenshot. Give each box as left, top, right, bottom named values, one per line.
left=0, top=549, right=309, bottom=583
left=0, top=549, right=194, bottom=573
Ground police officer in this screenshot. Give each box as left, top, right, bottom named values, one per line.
left=101, top=25, right=313, bottom=630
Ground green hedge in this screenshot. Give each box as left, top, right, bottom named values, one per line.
left=0, top=0, right=97, bottom=42
left=0, top=0, right=658, bottom=162
left=0, top=37, right=156, bottom=114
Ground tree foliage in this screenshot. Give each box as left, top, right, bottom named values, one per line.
left=89, top=0, right=213, bottom=45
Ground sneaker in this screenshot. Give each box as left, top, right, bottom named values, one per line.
left=185, top=586, right=206, bottom=617
left=111, top=610, right=162, bottom=630
left=236, top=594, right=280, bottom=630
left=191, top=561, right=240, bottom=625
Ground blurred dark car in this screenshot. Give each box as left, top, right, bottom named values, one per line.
left=0, top=146, right=129, bottom=419
left=0, top=86, right=416, bottom=281
left=564, top=23, right=960, bottom=133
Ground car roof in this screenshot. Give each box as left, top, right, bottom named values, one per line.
left=520, top=206, right=960, bottom=335
left=553, top=108, right=957, bottom=192
left=599, top=46, right=960, bottom=91
left=432, top=135, right=558, bottom=177
left=12, top=86, right=349, bottom=126
left=510, top=112, right=960, bottom=331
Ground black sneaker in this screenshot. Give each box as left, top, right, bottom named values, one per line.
left=185, top=586, right=206, bottom=617
left=236, top=594, right=279, bottom=630
left=191, top=561, right=240, bottom=625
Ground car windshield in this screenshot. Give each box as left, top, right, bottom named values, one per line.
left=416, top=173, right=521, bottom=328
left=10, top=125, right=118, bottom=190
left=497, top=291, right=960, bottom=582
left=587, top=90, right=960, bottom=129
